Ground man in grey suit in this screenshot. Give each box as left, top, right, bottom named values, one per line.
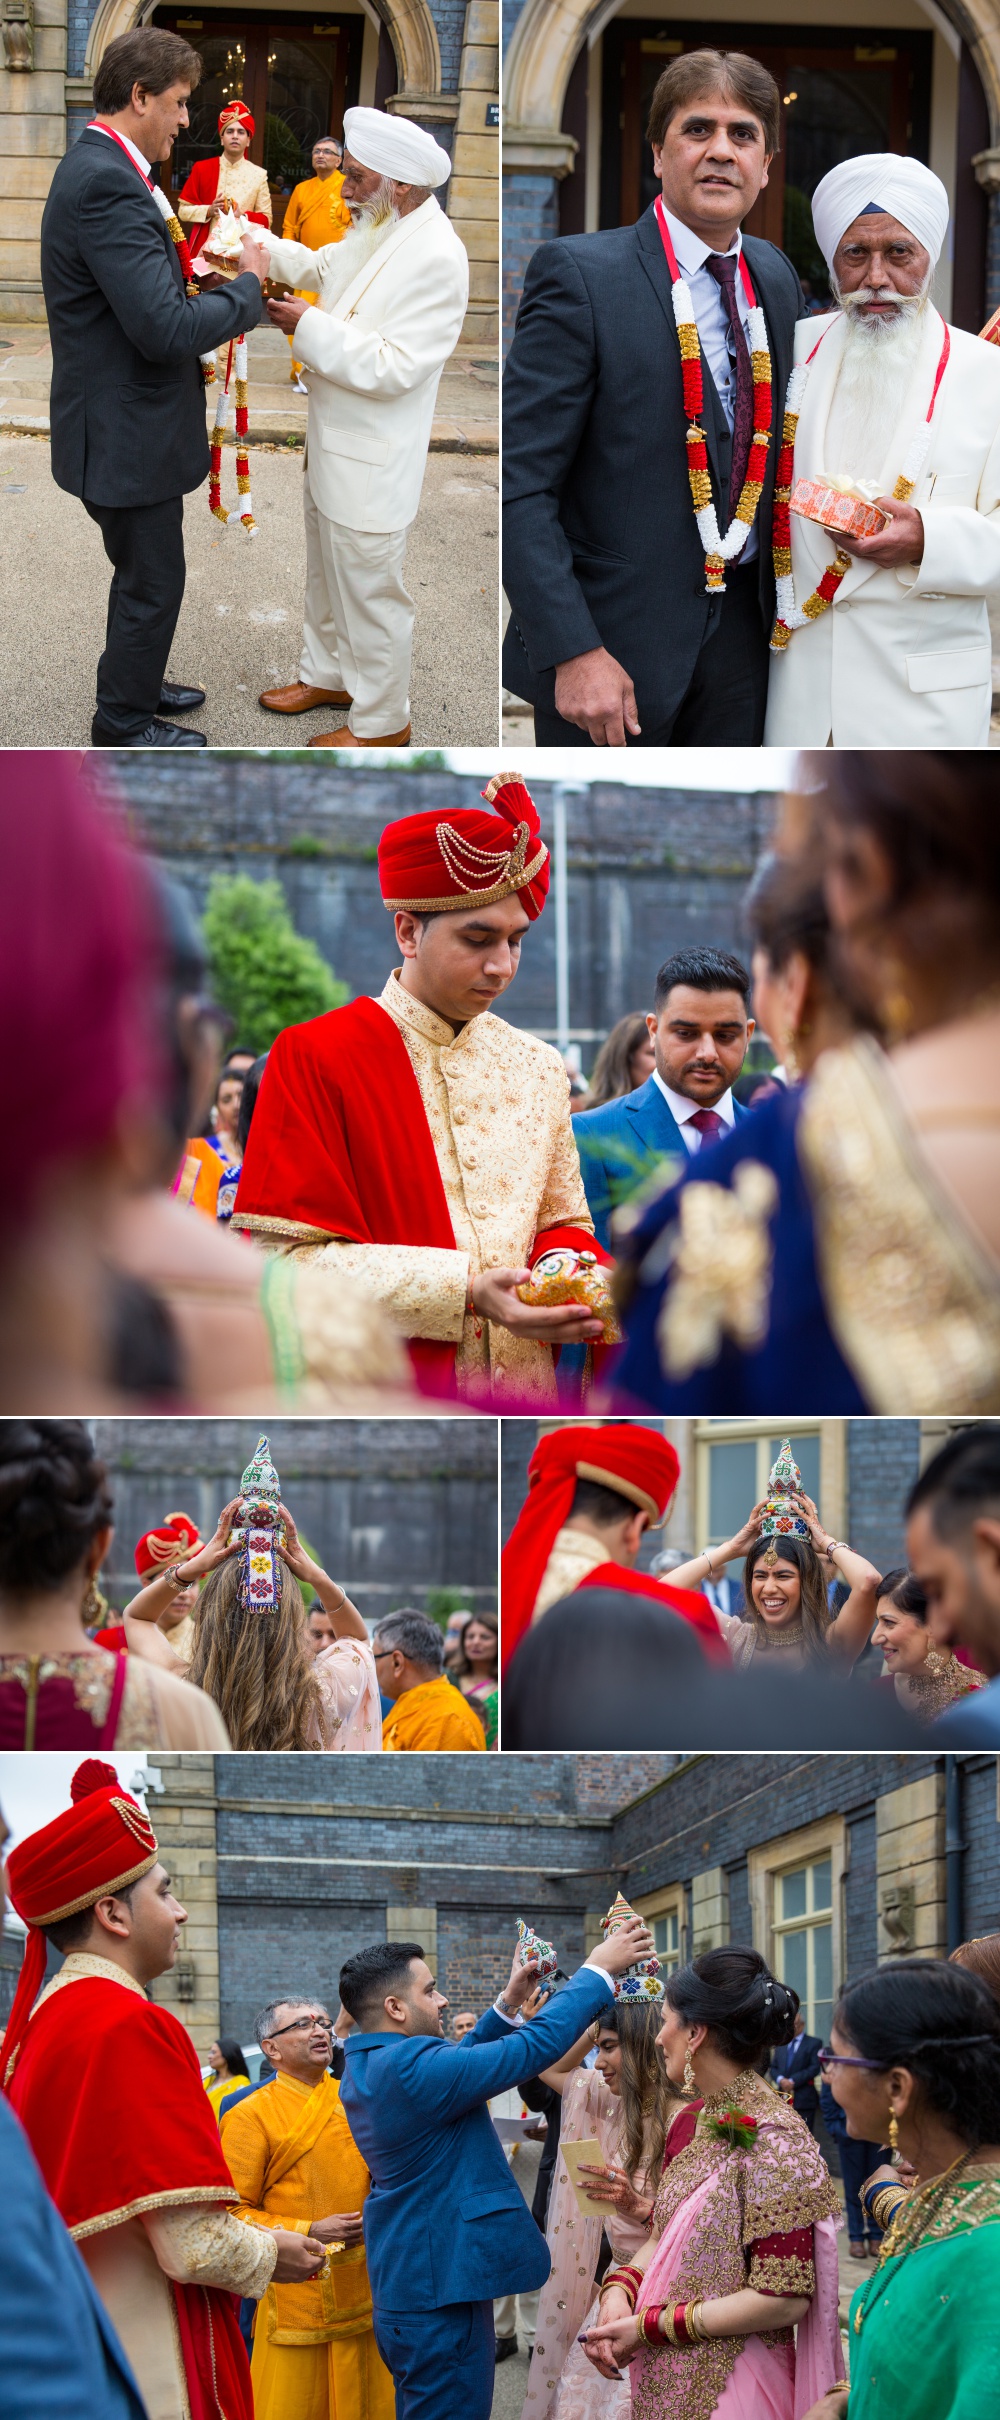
left=40, top=27, right=268, bottom=745
left=573, top=946, right=754, bottom=1248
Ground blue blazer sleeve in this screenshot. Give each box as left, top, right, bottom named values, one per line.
left=402, top=1969, right=612, bottom=2123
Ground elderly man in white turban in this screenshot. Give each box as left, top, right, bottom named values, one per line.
left=258, top=106, right=469, bottom=745
left=765, top=152, right=1000, bottom=745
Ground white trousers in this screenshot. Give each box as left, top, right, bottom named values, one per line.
left=300, top=480, right=414, bottom=736
left=494, top=2289, right=539, bottom=2346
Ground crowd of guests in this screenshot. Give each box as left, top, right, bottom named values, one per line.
left=503, top=1420, right=1000, bottom=1750
left=3, top=1766, right=999, bottom=2420
left=0, top=1418, right=498, bottom=1752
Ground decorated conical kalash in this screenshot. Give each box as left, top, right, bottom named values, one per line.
left=758, top=1439, right=811, bottom=1568
left=227, top=1435, right=285, bottom=1610
left=603, top=1891, right=663, bottom=2001
left=515, top=1918, right=559, bottom=1983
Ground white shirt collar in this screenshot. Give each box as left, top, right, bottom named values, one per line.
left=652, top=1068, right=736, bottom=1128
left=661, top=203, right=742, bottom=280
left=91, top=122, right=152, bottom=178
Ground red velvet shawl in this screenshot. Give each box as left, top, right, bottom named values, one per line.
left=575, top=1563, right=729, bottom=1660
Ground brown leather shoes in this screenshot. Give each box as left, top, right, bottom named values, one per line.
left=307, top=724, right=412, bottom=748
left=258, top=681, right=353, bottom=713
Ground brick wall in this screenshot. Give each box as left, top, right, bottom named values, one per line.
left=92, top=1416, right=497, bottom=1617
left=847, top=1420, right=921, bottom=1571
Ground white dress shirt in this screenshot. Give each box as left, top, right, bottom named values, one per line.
left=662, top=204, right=758, bottom=563
left=652, top=1068, right=736, bottom=1155
left=90, top=122, right=152, bottom=179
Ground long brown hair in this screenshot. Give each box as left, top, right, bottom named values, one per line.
left=741, top=1535, right=831, bottom=1664
left=598, top=1998, right=681, bottom=2189
left=453, top=1608, right=498, bottom=1682
left=189, top=1556, right=322, bottom=1750
left=950, top=1934, right=1000, bottom=2005
left=581, top=1014, right=652, bottom=1110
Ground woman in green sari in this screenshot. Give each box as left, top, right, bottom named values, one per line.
left=801, top=1959, right=1000, bottom=2420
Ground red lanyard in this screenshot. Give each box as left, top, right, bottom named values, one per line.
left=654, top=195, right=758, bottom=314
left=87, top=120, right=154, bottom=190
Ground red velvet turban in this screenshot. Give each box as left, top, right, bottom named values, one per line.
left=2, top=1762, right=158, bottom=2090
left=501, top=1424, right=680, bottom=1674
left=134, top=1514, right=201, bottom=1581
left=219, top=101, right=255, bottom=136
left=378, top=774, right=550, bottom=920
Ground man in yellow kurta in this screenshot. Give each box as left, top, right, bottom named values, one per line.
left=281, top=137, right=351, bottom=389
left=374, top=1610, right=487, bottom=1750
left=220, top=1996, right=394, bottom=2420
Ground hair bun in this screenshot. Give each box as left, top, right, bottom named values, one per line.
left=71, top=1758, right=119, bottom=1801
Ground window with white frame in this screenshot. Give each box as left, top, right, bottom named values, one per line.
left=652, top=1908, right=681, bottom=1974
left=771, top=1856, right=834, bottom=2038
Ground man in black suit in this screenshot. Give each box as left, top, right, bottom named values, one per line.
left=40, top=27, right=268, bottom=746
left=502, top=49, right=804, bottom=745
left=770, top=2013, right=823, bottom=2131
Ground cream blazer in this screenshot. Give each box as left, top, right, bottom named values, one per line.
left=261, top=197, right=468, bottom=532
left=764, top=306, right=1000, bottom=745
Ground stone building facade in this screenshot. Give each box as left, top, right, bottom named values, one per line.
left=502, top=0, right=1000, bottom=348
left=91, top=1414, right=499, bottom=1616
left=1, top=0, right=497, bottom=340
left=99, top=755, right=778, bottom=1072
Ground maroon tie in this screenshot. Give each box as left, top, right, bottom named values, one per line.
left=705, top=251, right=753, bottom=520
left=687, top=1107, right=727, bottom=1149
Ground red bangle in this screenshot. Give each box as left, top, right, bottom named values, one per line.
left=673, top=2303, right=691, bottom=2347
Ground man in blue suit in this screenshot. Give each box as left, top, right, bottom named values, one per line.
left=573, top=945, right=754, bottom=1248
left=0, top=2093, right=146, bottom=2420
left=770, top=2012, right=824, bottom=2130
left=338, top=1915, right=654, bottom=2418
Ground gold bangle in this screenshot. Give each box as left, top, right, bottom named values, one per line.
left=686, top=2301, right=707, bottom=2342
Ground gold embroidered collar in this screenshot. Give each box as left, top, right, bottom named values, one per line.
left=35, top=1951, right=148, bottom=2015
left=381, top=970, right=478, bottom=1053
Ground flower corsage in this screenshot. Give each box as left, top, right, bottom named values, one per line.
left=702, top=2109, right=759, bottom=2150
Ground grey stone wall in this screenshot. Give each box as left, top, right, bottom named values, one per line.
left=91, top=760, right=778, bottom=1070
left=91, top=1416, right=497, bottom=1618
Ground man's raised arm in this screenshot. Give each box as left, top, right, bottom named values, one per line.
left=406, top=1919, right=655, bottom=2124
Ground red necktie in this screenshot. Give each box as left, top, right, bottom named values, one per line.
left=687, top=1107, right=727, bottom=1149
left=705, top=251, right=753, bottom=519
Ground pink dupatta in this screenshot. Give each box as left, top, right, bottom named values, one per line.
left=633, top=2179, right=841, bottom=2420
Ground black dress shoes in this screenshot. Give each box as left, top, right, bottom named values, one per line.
left=160, top=680, right=207, bottom=712
left=91, top=716, right=208, bottom=747
left=494, top=2337, right=519, bottom=2364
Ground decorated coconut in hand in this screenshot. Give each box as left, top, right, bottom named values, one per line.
left=227, top=1435, right=286, bottom=1610
left=602, top=1891, right=663, bottom=2002
left=194, top=207, right=251, bottom=282
left=515, top=1917, right=559, bottom=1982
left=756, top=1438, right=811, bottom=1568
left=515, top=1247, right=621, bottom=1343
left=790, top=475, right=889, bottom=541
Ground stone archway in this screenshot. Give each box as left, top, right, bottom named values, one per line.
left=85, top=0, right=443, bottom=102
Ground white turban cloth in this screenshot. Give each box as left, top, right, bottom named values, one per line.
left=810, top=153, right=950, bottom=272
left=342, top=105, right=452, bottom=188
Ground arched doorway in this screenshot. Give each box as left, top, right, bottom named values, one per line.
left=150, top=4, right=369, bottom=226
left=502, top=0, right=1000, bottom=335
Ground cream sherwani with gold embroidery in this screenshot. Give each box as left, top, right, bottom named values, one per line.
left=532, top=1526, right=609, bottom=1621
left=259, top=971, right=595, bottom=1405
left=178, top=152, right=272, bottom=226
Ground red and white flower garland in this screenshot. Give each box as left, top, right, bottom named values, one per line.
left=654, top=196, right=773, bottom=595
left=770, top=315, right=951, bottom=651
left=209, top=335, right=256, bottom=535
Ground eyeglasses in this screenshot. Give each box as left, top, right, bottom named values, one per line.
left=268, top=2013, right=333, bottom=2038
left=817, top=2050, right=885, bottom=2071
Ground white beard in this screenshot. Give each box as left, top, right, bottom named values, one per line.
left=824, top=285, right=931, bottom=488
left=319, top=195, right=400, bottom=305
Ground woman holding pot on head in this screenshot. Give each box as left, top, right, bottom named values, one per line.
left=668, top=1440, right=882, bottom=1674
left=799, top=1959, right=1000, bottom=2420
left=871, top=1567, right=984, bottom=1724
left=524, top=1898, right=683, bottom=2420
left=582, top=1947, right=841, bottom=2418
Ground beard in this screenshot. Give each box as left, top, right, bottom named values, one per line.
left=320, top=181, right=400, bottom=303
left=824, top=276, right=932, bottom=487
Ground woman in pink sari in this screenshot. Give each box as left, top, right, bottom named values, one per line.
left=583, top=1950, right=842, bottom=2420
left=525, top=1992, right=682, bottom=2420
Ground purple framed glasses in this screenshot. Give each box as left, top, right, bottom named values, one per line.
left=817, top=2049, right=884, bottom=2071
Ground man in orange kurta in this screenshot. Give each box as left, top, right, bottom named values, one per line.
left=374, top=1611, right=486, bottom=1750
left=281, top=137, right=351, bottom=387
left=220, top=1996, right=393, bottom=2420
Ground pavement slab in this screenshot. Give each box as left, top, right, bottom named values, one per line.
left=0, top=433, right=499, bottom=746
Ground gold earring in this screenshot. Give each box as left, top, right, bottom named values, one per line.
left=81, top=1575, right=103, bottom=1629
left=880, top=960, right=914, bottom=1044
left=888, top=2110, right=899, bottom=2154
left=683, top=2045, right=696, bottom=2096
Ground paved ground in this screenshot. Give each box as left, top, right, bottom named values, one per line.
left=0, top=431, right=499, bottom=746
left=0, top=319, right=498, bottom=454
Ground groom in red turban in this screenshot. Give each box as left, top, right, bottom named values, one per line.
left=233, top=775, right=610, bottom=1401
left=3, top=1761, right=323, bottom=2420
left=501, top=1422, right=727, bottom=1672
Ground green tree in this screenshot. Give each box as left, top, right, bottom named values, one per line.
left=202, top=873, right=348, bottom=1057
